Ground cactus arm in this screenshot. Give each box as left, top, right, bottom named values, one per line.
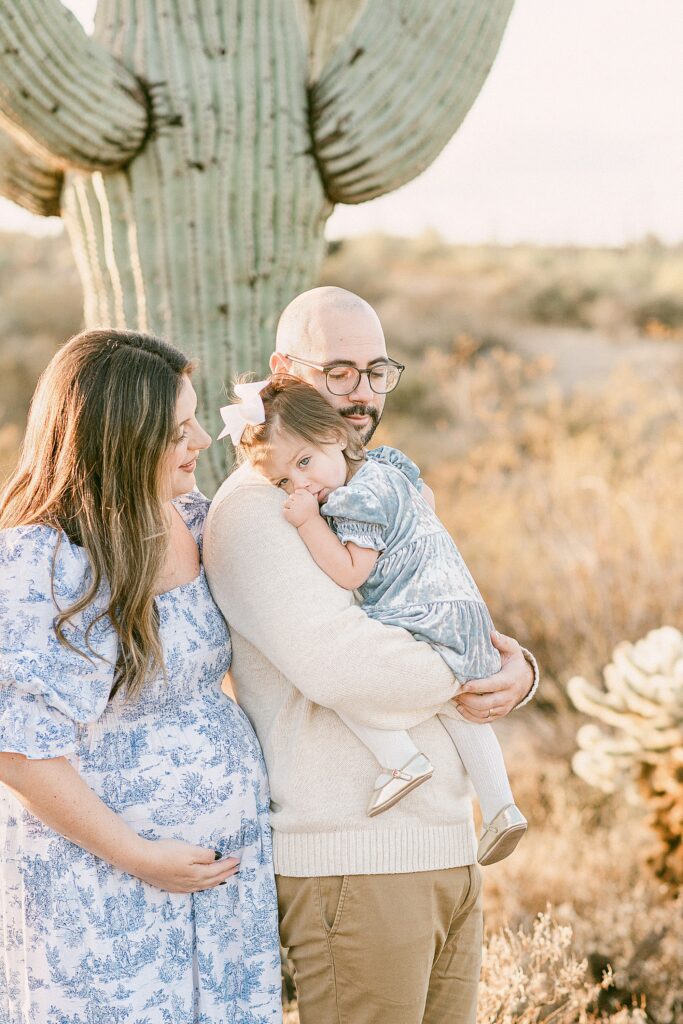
left=603, top=663, right=675, bottom=720
left=309, top=0, right=514, bottom=203
left=0, top=129, right=62, bottom=216
left=568, top=676, right=677, bottom=741
left=572, top=724, right=642, bottom=795
left=295, top=0, right=369, bottom=82
left=0, top=0, right=149, bottom=172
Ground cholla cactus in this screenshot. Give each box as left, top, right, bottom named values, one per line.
left=0, top=0, right=513, bottom=491
left=568, top=626, right=683, bottom=886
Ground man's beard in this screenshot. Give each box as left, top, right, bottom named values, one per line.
left=338, top=403, right=381, bottom=446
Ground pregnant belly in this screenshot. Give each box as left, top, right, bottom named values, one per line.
left=78, top=703, right=268, bottom=849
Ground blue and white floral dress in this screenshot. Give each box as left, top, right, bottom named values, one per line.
left=321, top=446, right=501, bottom=681
left=0, top=491, right=281, bottom=1024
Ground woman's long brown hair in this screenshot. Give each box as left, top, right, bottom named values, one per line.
left=0, top=329, right=193, bottom=700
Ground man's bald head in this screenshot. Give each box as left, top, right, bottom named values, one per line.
left=270, top=287, right=389, bottom=445
left=274, top=286, right=384, bottom=361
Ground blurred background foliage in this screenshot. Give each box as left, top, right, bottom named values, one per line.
left=2, top=230, right=682, bottom=1022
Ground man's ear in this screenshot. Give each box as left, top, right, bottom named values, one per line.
left=270, top=351, right=288, bottom=374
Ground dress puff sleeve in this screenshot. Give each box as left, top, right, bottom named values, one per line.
left=367, top=445, right=424, bottom=492
left=172, top=488, right=210, bottom=549
left=320, top=476, right=389, bottom=552
left=0, top=525, right=117, bottom=759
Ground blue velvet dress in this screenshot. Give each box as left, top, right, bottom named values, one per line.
left=321, top=446, right=501, bottom=681
left=0, top=491, right=281, bottom=1024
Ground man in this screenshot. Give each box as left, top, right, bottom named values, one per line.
left=204, top=287, right=537, bottom=1024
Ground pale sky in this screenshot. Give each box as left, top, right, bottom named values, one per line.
left=1, top=0, right=682, bottom=246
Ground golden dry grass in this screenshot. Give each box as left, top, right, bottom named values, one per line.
left=322, top=234, right=683, bottom=342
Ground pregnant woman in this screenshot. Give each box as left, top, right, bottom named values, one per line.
left=0, top=330, right=281, bottom=1022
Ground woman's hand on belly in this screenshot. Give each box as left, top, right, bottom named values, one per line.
left=130, top=838, right=241, bottom=893
left=0, top=752, right=239, bottom=893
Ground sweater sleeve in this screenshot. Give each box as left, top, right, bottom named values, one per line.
left=203, top=479, right=461, bottom=731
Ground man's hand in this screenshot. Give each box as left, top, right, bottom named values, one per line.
left=453, top=631, right=534, bottom=723
left=282, top=488, right=320, bottom=528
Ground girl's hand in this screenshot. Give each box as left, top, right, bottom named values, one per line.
left=130, top=838, right=240, bottom=893
left=283, top=488, right=320, bottom=528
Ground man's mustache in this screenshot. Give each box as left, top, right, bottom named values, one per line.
left=338, top=403, right=380, bottom=426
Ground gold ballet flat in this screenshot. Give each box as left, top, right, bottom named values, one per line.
left=477, top=803, right=528, bottom=865
left=367, top=753, right=434, bottom=817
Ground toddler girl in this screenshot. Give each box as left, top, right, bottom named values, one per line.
left=219, top=375, right=527, bottom=864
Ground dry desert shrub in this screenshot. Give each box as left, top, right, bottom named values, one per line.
left=0, top=233, right=81, bottom=479
left=483, top=730, right=683, bottom=1023
left=478, top=911, right=614, bottom=1024
left=323, top=234, right=683, bottom=341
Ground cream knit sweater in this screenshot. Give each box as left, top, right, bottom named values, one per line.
left=204, top=465, right=536, bottom=877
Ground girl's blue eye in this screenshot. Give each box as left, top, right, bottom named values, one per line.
left=299, top=457, right=310, bottom=467
left=277, top=479, right=288, bottom=489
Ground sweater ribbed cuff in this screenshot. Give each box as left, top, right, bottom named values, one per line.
left=516, top=647, right=539, bottom=709
left=273, top=821, right=478, bottom=877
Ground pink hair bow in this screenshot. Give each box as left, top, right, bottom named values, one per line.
left=217, top=379, right=270, bottom=444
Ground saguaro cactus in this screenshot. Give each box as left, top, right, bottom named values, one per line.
left=0, top=1, right=513, bottom=490
left=568, top=626, right=683, bottom=887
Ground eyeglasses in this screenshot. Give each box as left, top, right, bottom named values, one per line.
left=284, top=355, right=405, bottom=396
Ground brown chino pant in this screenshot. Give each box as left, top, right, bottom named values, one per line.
left=277, top=865, right=483, bottom=1024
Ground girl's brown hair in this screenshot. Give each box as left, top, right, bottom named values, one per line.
left=0, top=328, right=194, bottom=700
left=236, top=374, right=365, bottom=472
